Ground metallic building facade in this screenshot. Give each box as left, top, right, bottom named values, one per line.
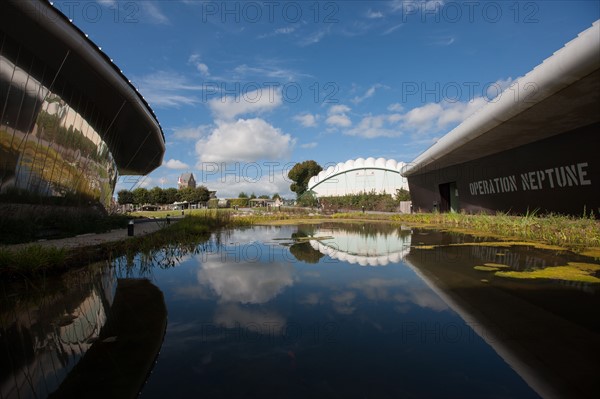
left=0, top=0, right=165, bottom=212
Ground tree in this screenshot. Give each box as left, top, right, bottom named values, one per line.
left=272, top=193, right=281, bottom=200
left=194, top=186, right=210, bottom=203
left=394, top=188, right=411, bottom=202
left=117, top=189, right=134, bottom=205
left=178, top=187, right=196, bottom=203
left=164, top=187, right=179, bottom=204
left=131, top=187, right=149, bottom=205
left=249, top=192, right=257, bottom=199
left=149, top=186, right=166, bottom=205
left=258, top=194, right=270, bottom=199
left=288, top=160, right=322, bottom=197
left=238, top=192, right=249, bottom=198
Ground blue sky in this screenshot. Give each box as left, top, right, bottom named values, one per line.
left=52, top=1, right=599, bottom=198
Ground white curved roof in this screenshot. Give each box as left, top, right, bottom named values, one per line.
left=403, top=20, right=600, bottom=176
left=308, top=157, right=406, bottom=190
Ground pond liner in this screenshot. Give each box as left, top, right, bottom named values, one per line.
left=48, top=278, right=168, bottom=399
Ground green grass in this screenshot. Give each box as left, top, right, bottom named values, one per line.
left=495, top=262, right=600, bottom=284
left=391, top=211, right=600, bottom=251
left=0, top=245, right=67, bottom=275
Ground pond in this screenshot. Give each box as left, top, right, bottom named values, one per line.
left=2, top=223, right=599, bottom=398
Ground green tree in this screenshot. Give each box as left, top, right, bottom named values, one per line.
left=194, top=186, right=210, bottom=203
left=258, top=194, right=270, bottom=199
left=249, top=192, right=257, bottom=199
left=131, top=187, right=149, bottom=205
left=288, top=160, right=322, bottom=197
left=272, top=193, right=281, bottom=200
left=179, top=187, right=196, bottom=203
left=117, top=189, right=134, bottom=205
left=238, top=192, right=249, bottom=198
left=394, top=188, right=411, bottom=202
left=149, top=186, right=166, bottom=205
left=163, top=188, right=179, bottom=204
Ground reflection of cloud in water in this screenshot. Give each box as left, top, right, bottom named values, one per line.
left=331, top=291, right=357, bottom=314
left=299, top=292, right=321, bottom=305
left=198, top=258, right=294, bottom=304
left=214, top=304, right=286, bottom=334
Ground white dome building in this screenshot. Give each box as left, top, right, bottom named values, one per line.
left=307, top=158, right=408, bottom=197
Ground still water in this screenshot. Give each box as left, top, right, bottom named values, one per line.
left=2, top=223, right=599, bottom=398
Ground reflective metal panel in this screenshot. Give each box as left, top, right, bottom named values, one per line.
left=0, top=32, right=118, bottom=210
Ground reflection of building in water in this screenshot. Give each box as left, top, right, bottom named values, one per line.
left=403, top=249, right=600, bottom=399
left=309, top=226, right=412, bottom=266
left=0, top=267, right=116, bottom=399
left=0, top=0, right=165, bottom=215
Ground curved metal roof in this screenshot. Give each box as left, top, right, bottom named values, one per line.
left=403, top=20, right=600, bottom=177
left=1, top=0, right=165, bottom=175
left=308, top=157, right=405, bottom=191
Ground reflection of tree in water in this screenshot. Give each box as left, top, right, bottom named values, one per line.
left=289, top=226, right=325, bottom=264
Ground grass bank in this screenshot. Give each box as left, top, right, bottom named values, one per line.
left=0, top=210, right=247, bottom=277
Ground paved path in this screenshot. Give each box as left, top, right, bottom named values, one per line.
left=2, top=217, right=181, bottom=252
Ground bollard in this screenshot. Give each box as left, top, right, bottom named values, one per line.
left=127, top=220, right=134, bottom=236
left=362, top=206, right=365, bottom=214
left=166, top=214, right=170, bottom=225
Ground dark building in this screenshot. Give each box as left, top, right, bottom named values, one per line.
left=403, top=21, right=599, bottom=216
left=0, top=0, right=165, bottom=216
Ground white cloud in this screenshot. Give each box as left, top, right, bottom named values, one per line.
left=329, top=104, right=351, bottom=115
left=141, top=2, right=169, bottom=25
left=346, top=115, right=400, bottom=138
left=208, top=88, right=282, bottom=120
left=486, top=77, right=515, bottom=99
left=326, top=114, right=352, bottom=128
left=134, top=71, right=203, bottom=107
left=366, top=9, right=384, bottom=19
left=326, top=104, right=352, bottom=127
left=163, top=159, right=190, bottom=170
left=293, top=113, right=318, bottom=127
left=351, top=84, right=386, bottom=104
left=188, top=54, right=210, bottom=77
left=300, top=142, right=318, bottom=149
left=232, top=63, right=308, bottom=82
left=172, top=124, right=212, bottom=141
left=97, top=0, right=117, bottom=6
left=387, top=103, right=404, bottom=112
left=195, top=118, right=294, bottom=163
left=299, top=28, right=330, bottom=46
left=382, top=24, right=404, bottom=36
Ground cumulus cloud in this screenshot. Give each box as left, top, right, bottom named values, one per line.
left=293, top=113, right=319, bottom=127
left=208, top=88, right=282, bottom=120
left=195, top=118, right=294, bottom=163
left=163, top=159, right=190, bottom=170
left=326, top=104, right=352, bottom=128
left=346, top=114, right=399, bottom=138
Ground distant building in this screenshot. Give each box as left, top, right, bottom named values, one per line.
left=308, top=158, right=408, bottom=197
left=178, top=173, right=196, bottom=189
